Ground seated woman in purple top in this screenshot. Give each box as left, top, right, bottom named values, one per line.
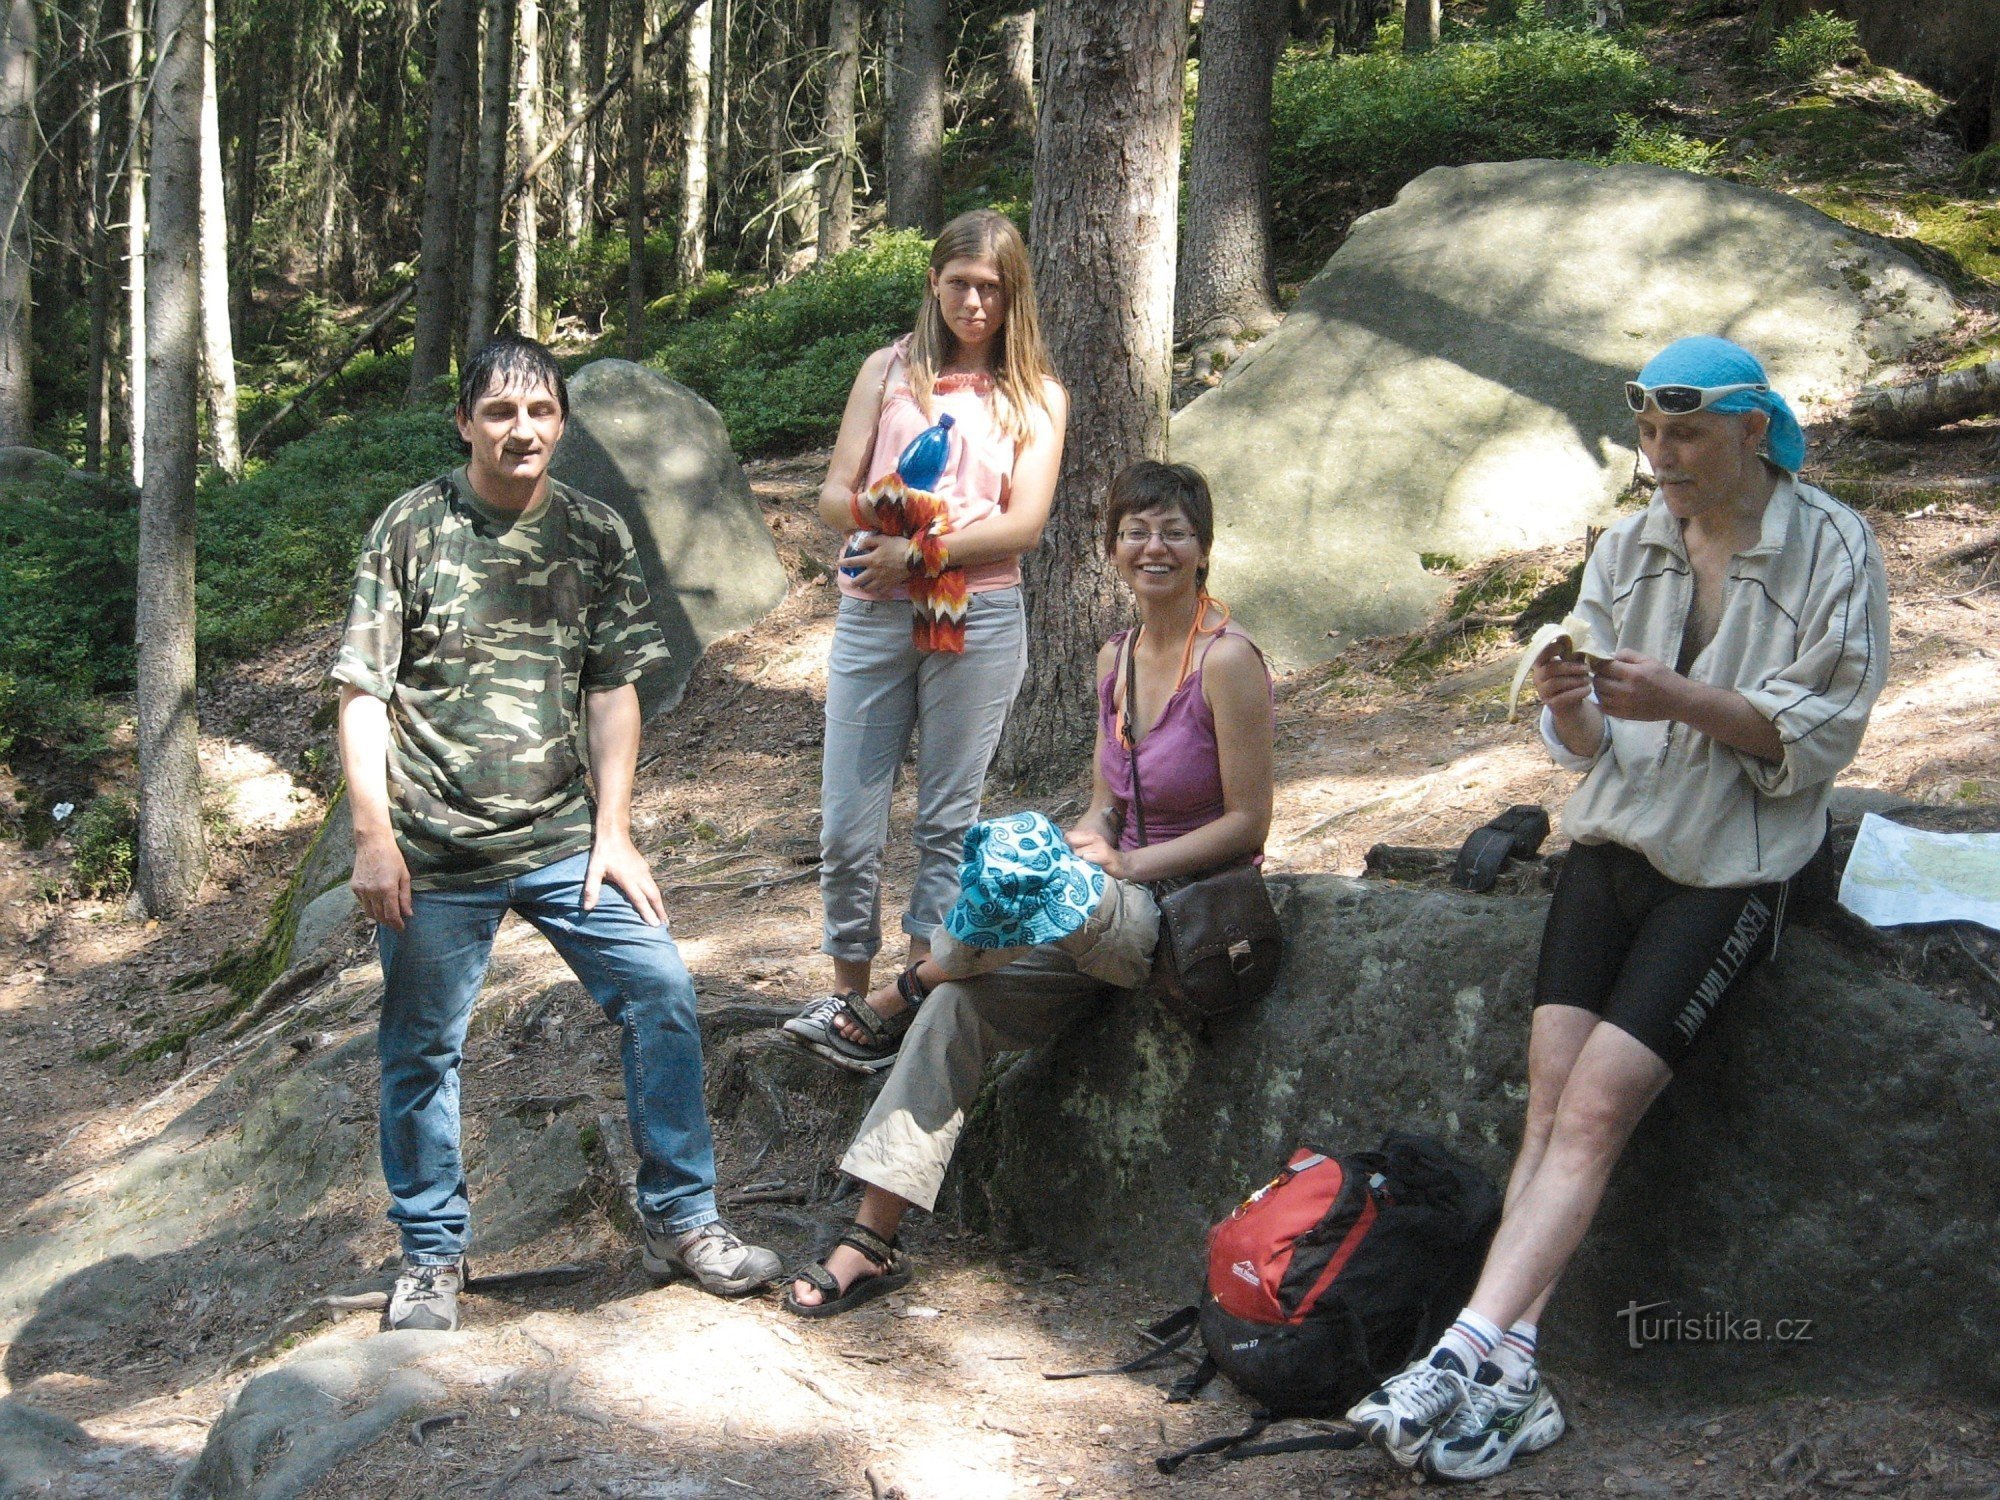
left=783, top=460, right=1275, bottom=1317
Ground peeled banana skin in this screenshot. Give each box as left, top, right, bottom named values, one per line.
left=1508, top=612, right=1611, bottom=722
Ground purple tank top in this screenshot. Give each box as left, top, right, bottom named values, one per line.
left=1096, top=624, right=1271, bottom=854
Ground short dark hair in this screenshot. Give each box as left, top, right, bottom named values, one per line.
left=1103, top=460, right=1216, bottom=585
left=456, top=332, right=569, bottom=421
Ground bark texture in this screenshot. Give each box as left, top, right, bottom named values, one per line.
left=408, top=0, right=474, bottom=402
left=815, top=0, right=860, bottom=258
left=197, top=0, right=238, bottom=473
left=1852, top=358, right=2000, bottom=438
left=624, top=0, right=645, bottom=357
left=465, top=0, right=516, bottom=358
left=885, top=0, right=943, bottom=234
left=0, top=0, right=34, bottom=444
left=516, top=0, right=543, bottom=335
left=138, top=0, right=209, bottom=914
left=996, top=0, right=1188, bottom=782
left=1403, top=0, right=1439, bottom=51
left=1176, top=0, right=1285, bottom=345
left=125, top=0, right=146, bottom=483
left=673, top=0, right=710, bottom=284
left=560, top=0, right=587, bottom=247
left=996, top=9, right=1035, bottom=136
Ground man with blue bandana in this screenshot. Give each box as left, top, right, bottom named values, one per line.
left=1348, top=336, right=1889, bottom=1482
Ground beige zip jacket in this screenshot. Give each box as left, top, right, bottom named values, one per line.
left=1538, top=474, right=1889, bottom=888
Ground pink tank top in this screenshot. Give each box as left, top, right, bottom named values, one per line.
left=1096, top=624, right=1272, bottom=855
left=838, top=336, right=1022, bottom=601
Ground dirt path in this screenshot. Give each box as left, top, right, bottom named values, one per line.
left=1, top=443, right=1998, bottom=1498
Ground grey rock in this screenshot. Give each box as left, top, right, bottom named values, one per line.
left=0, top=447, right=74, bottom=487
left=0, top=1399, right=89, bottom=1496
left=1170, top=160, right=1959, bottom=667
left=958, top=875, right=2000, bottom=1399
left=172, top=1334, right=450, bottom=1499
left=551, top=360, right=790, bottom=719
left=288, top=884, right=360, bottom=966
left=1827, top=784, right=1919, bottom=820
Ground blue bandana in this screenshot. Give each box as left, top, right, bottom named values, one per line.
left=1633, top=336, right=1806, bottom=473
left=943, top=811, right=1108, bottom=950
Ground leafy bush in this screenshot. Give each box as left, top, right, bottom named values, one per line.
left=70, top=794, right=137, bottom=898
left=1963, top=142, right=2000, bottom=194
left=1768, top=12, right=1861, bottom=83
left=1604, top=114, right=1724, bottom=173
left=647, top=231, right=931, bottom=453
left=1270, top=26, right=1666, bottom=241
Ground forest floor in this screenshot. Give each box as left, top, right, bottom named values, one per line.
left=2, top=414, right=1999, bottom=1497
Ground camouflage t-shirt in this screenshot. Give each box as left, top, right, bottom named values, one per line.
left=330, top=468, right=670, bottom=889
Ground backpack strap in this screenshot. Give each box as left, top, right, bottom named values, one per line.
left=1155, top=1412, right=1363, bottom=1474
left=1042, top=1306, right=1198, bottom=1381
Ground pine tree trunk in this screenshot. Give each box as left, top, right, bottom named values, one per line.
left=465, top=0, right=516, bottom=358
left=996, top=0, right=1188, bottom=782
left=227, top=22, right=258, bottom=337
left=560, top=0, right=586, bottom=248
left=673, top=0, right=710, bottom=283
left=816, top=0, right=859, bottom=258
left=583, top=0, right=608, bottom=231
left=886, top=0, right=943, bottom=234
left=197, top=0, right=238, bottom=475
left=408, top=0, right=474, bottom=402
left=996, top=8, right=1035, bottom=136
left=1176, top=0, right=1284, bottom=345
left=86, top=0, right=113, bottom=472
left=624, top=0, right=646, bottom=357
left=137, top=0, right=208, bottom=915
left=1403, top=0, right=1439, bottom=50
left=0, top=0, right=35, bottom=446
left=125, top=0, right=146, bottom=484
left=516, top=0, right=543, bottom=335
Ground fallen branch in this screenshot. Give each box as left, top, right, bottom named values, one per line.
left=485, top=1446, right=545, bottom=1498
left=244, top=282, right=417, bottom=458
left=1934, top=527, right=2000, bottom=569
left=1850, top=358, right=2000, bottom=438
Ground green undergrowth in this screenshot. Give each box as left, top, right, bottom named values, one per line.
left=1391, top=553, right=1584, bottom=683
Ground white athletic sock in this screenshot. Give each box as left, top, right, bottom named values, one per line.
left=1431, top=1310, right=1504, bottom=1377
left=1493, top=1320, right=1538, bottom=1384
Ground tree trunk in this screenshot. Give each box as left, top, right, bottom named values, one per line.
left=516, top=0, right=543, bottom=335
left=408, top=0, right=474, bottom=402
left=624, top=0, right=646, bottom=357
left=560, top=0, right=587, bottom=248
left=1851, top=358, right=2000, bottom=437
left=0, top=0, right=35, bottom=446
left=997, top=8, right=1035, bottom=136
left=886, top=0, right=943, bottom=234
left=197, top=0, right=238, bottom=475
left=1403, top=0, right=1439, bottom=50
left=465, top=0, right=516, bottom=358
left=86, top=0, right=113, bottom=472
left=673, top=0, right=710, bottom=283
left=125, top=0, right=146, bottom=483
left=583, top=0, right=608, bottom=230
left=1176, top=0, right=1284, bottom=345
left=816, top=0, right=860, bottom=258
left=227, top=20, right=257, bottom=337
left=137, top=0, right=208, bottom=915
left=996, top=0, right=1188, bottom=782
left=1294, top=0, right=1388, bottom=53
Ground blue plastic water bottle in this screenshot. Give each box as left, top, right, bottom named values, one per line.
left=838, top=531, right=873, bottom=577
left=896, top=413, right=956, bottom=491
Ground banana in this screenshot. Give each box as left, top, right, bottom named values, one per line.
left=1508, top=612, right=1612, bottom=722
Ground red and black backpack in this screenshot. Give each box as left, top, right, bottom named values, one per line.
left=1053, top=1131, right=1500, bottom=1470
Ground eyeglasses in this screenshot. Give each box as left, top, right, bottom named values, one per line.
left=1116, top=526, right=1199, bottom=547
left=1624, top=380, right=1768, bottom=415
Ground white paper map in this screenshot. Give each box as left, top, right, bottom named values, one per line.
left=1837, top=813, right=2000, bottom=932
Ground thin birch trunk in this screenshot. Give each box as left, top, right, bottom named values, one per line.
left=673, top=0, right=709, bottom=283
left=198, top=0, right=239, bottom=475
left=516, top=0, right=543, bottom=335
left=560, top=0, right=586, bottom=248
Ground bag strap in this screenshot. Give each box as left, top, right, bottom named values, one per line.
left=1155, top=1412, right=1363, bottom=1475
left=1124, top=627, right=1149, bottom=848
left=1450, top=804, right=1551, bottom=893
left=1042, top=1306, right=1197, bottom=1381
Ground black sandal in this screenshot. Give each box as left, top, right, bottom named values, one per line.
left=782, top=1222, right=912, bottom=1319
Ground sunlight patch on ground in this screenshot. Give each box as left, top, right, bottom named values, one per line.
left=198, top=737, right=317, bottom=832
left=717, top=619, right=837, bottom=696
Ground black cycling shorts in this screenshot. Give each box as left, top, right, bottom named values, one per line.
left=1533, top=840, right=1789, bottom=1070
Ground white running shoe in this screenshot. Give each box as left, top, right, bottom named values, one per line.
left=1423, top=1367, right=1566, bottom=1482
left=1346, top=1354, right=1477, bottom=1468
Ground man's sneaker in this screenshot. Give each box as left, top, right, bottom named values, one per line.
left=1345, top=1352, right=1477, bottom=1468
left=780, top=993, right=906, bottom=1074
left=642, top=1221, right=782, bottom=1297
left=1423, top=1366, right=1566, bottom=1483
left=387, top=1258, right=466, bottom=1332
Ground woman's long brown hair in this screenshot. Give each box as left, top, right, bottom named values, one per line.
left=905, top=208, right=1059, bottom=442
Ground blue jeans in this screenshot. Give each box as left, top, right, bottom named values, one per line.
left=375, top=850, right=719, bottom=1263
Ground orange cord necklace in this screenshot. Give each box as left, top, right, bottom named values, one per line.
left=1117, top=593, right=1230, bottom=749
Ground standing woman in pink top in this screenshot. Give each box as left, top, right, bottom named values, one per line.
left=784, top=210, right=1068, bottom=1070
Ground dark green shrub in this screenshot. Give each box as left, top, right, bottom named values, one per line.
left=1767, top=12, right=1862, bottom=83
left=70, top=794, right=137, bottom=897
left=1269, top=25, right=1667, bottom=241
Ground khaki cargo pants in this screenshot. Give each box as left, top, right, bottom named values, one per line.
left=839, top=876, right=1160, bottom=1211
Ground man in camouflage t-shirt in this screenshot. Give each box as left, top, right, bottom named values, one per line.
left=332, top=334, right=779, bottom=1329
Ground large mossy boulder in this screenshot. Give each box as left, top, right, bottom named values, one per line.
left=958, top=876, right=2000, bottom=1400
left=1170, top=159, right=1958, bottom=667
left=550, top=359, right=790, bottom=719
